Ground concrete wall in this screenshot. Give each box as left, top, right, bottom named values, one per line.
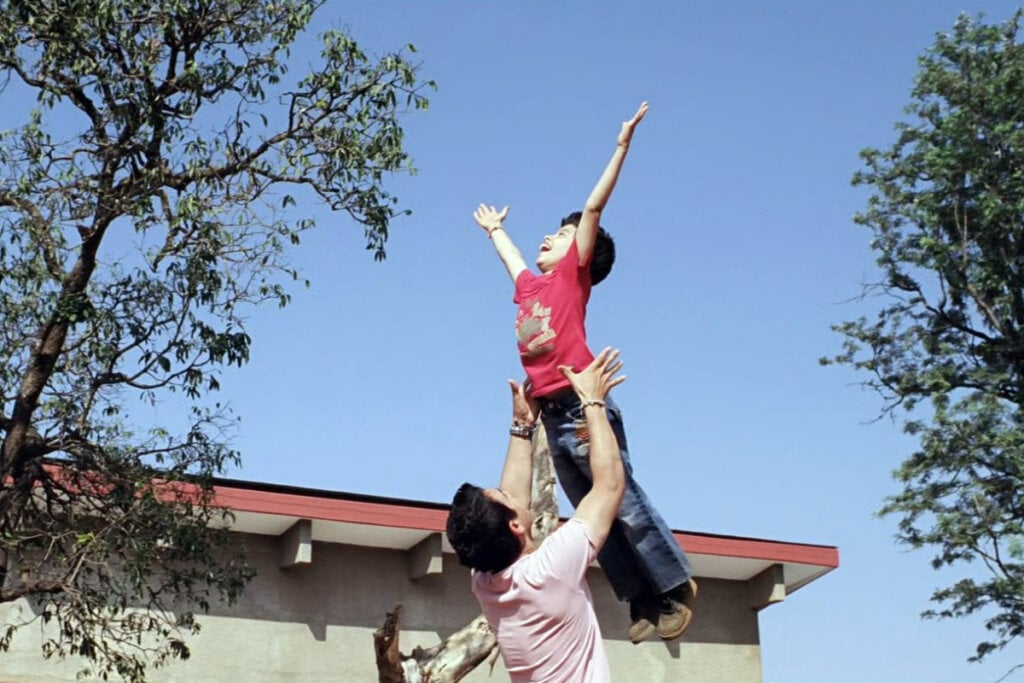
left=0, top=533, right=763, bottom=682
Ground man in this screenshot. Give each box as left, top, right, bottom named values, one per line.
left=447, top=348, right=635, bottom=682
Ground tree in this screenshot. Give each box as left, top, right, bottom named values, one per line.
left=824, top=9, right=1024, bottom=663
left=374, top=427, right=560, bottom=682
left=0, top=0, right=431, bottom=679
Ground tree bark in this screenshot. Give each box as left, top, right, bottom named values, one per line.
left=374, top=425, right=558, bottom=682
left=528, top=424, right=559, bottom=540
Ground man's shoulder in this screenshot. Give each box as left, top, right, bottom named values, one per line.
left=535, top=519, right=595, bottom=561
left=557, top=517, right=596, bottom=543
left=509, top=519, right=597, bottom=588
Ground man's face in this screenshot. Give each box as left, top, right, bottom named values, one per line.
left=535, top=224, right=576, bottom=273
left=485, top=488, right=534, bottom=539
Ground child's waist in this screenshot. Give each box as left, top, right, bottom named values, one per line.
left=534, top=385, right=578, bottom=413
left=522, top=350, right=594, bottom=398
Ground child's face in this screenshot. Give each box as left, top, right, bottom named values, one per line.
left=535, top=224, right=576, bottom=273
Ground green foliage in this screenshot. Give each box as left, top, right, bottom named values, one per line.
left=0, top=0, right=431, bottom=680
left=824, top=9, right=1024, bottom=662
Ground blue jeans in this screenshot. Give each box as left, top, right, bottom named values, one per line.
left=537, top=390, right=692, bottom=602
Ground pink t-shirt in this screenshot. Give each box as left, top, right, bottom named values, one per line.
left=471, top=519, right=611, bottom=683
left=513, top=241, right=594, bottom=397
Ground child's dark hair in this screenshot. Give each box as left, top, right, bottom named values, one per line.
left=561, top=211, right=616, bottom=285
left=446, top=483, right=521, bottom=573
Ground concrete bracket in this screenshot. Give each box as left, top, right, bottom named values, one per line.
left=748, top=563, right=786, bottom=610
left=408, top=533, right=443, bottom=580
left=279, top=519, right=313, bottom=569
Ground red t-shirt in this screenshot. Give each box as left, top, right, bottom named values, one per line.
left=513, top=241, right=594, bottom=397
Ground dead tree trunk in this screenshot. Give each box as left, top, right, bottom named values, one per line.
left=528, top=424, right=559, bottom=540
left=374, top=426, right=558, bottom=682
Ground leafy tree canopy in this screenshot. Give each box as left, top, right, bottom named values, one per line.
left=0, top=0, right=431, bottom=679
left=825, top=9, right=1024, bottom=663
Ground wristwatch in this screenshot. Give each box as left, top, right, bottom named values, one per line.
left=509, top=423, right=534, bottom=439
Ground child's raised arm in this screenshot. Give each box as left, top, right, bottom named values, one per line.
left=575, top=102, right=649, bottom=265
left=474, top=203, right=528, bottom=282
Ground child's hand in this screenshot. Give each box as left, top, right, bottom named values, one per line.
left=474, top=204, right=510, bottom=237
left=617, top=102, right=649, bottom=147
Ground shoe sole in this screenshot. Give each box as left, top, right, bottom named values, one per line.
left=628, top=619, right=657, bottom=644
left=658, top=579, right=698, bottom=641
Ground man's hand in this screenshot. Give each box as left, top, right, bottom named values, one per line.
left=558, top=347, right=626, bottom=404
left=617, top=101, right=649, bottom=148
left=474, top=204, right=510, bottom=236
left=509, top=379, right=538, bottom=427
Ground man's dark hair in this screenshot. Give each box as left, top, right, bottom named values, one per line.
left=561, top=211, right=616, bottom=285
left=446, top=483, right=521, bottom=573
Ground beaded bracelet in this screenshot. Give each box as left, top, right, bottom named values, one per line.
left=580, top=399, right=606, bottom=410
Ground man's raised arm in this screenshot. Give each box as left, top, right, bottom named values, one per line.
left=496, top=378, right=539, bottom=508
left=575, top=102, right=649, bottom=264
left=559, top=348, right=627, bottom=550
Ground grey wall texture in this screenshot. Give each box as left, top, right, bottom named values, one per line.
left=0, top=532, right=766, bottom=682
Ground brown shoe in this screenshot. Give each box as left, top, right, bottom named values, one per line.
left=627, top=597, right=657, bottom=644
left=656, top=579, right=698, bottom=641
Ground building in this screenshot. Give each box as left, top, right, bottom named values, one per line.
left=0, top=477, right=838, bottom=682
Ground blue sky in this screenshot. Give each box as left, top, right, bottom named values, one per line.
left=18, top=1, right=1023, bottom=681
left=211, top=2, right=1023, bottom=682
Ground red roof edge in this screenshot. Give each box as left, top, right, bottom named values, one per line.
left=212, top=478, right=839, bottom=569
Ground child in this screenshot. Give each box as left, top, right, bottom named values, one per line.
left=472, top=102, right=697, bottom=643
